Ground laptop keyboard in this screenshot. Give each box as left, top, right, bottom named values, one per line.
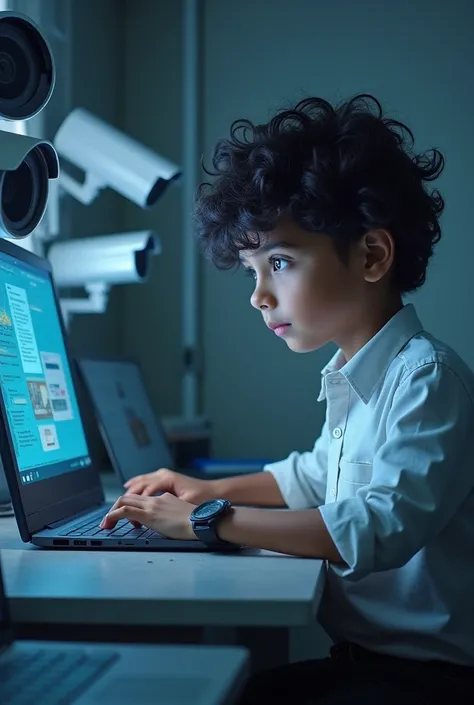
left=0, top=648, right=118, bottom=705
left=58, top=509, right=163, bottom=540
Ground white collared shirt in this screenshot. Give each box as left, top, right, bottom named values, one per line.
left=265, top=304, right=474, bottom=665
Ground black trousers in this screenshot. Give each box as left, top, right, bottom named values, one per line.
left=238, top=643, right=474, bottom=705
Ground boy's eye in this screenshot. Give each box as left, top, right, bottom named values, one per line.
left=243, top=257, right=289, bottom=280
left=271, top=257, right=289, bottom=272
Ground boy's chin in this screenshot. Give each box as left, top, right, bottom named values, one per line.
left=285, top=336, right=322, bottom=354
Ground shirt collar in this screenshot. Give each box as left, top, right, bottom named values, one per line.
left=317, top=304, right=423, bottom=404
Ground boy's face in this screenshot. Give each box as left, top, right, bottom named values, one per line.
left=239, top=221, right=393, bottom=356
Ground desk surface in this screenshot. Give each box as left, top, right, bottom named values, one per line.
left=0, top=475, right=325, bottom=628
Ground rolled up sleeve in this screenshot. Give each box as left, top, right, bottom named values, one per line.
left=319, top=362, right=474, bottom=579
left=265, top=420, right=329, bottom=508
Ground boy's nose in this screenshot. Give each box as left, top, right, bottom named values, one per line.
left=250, top=285, right=277, bottom=310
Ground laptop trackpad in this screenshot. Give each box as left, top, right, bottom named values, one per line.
left=90, top=675, right=210, bottom=704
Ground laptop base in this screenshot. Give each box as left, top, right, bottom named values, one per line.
left=31, top=535, right=211, bottom=550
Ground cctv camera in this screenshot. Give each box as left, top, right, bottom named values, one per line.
left=0, top=128, right=58, bottom=239
left=0, top=11, right=55, bottom=120
left=54, top=108, right=181, bottom=209
left=47, top=230, right=161, bottom=288
left=0, top=11, right=59, bottom=239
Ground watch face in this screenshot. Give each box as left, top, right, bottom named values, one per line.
left=193, top=499, right=225, bottom=520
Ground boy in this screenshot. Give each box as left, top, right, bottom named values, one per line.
left=100, top=95, right=474, bottom=703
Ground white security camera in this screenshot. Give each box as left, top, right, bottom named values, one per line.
left=0, top=11, right=59, bottom=239
left=48, top=230, right=161, bottom=326
left=48, top=230, right=161, bottom=287
left=54, top=108, right=181, bottom=209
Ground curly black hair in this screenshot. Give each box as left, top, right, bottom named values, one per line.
left=194, top=94, right=445, bottom=293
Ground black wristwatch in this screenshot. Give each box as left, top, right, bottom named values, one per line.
left=190, top=499, right=235, bottom=551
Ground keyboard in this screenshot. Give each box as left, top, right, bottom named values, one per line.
left=58, top=509, right=162, bottom=540
left=0, top=648, right=118, bottom=705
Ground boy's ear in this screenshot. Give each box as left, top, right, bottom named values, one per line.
left=360, top=228, right=395, bottom=283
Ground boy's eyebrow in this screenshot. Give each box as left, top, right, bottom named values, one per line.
left=239, top=240, right=296, bottom=263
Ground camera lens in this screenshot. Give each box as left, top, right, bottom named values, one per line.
left=0, top=51, right=18, bottom=89
left=0, top=14, right=55, bottom=120
left=1, top=148, right=48, bottom=238
left=134, top=235, right=156, bottom=280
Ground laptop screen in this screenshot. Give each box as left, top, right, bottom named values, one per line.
left=0, top=247, right=91, bottom=486
left=77, top=358, right=173, bottom=482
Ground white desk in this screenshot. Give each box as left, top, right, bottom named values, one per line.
left=0, top=475, right=327, bottom=670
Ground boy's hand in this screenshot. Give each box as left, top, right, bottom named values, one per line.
left=99, top=493, right=197, bottom=541
left=123, top=468, right=215, bottom=504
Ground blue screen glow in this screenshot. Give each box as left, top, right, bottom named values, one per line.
left=0, top=250, right=90, bottom=484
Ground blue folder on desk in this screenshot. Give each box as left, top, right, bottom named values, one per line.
left=192, top=458, right=272, bottom=475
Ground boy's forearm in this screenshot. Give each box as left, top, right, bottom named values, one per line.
left=217, top=506, right=344, bottom=561
left=211, top=471, right=287, bottom=507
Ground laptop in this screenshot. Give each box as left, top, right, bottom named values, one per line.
left=0, top=554, right=249, bottom=705
left=0, top=237, right=211, bottom=550
left=76, top=357, right=173, bottom=485
left=0, top=457, right=13, bottom=517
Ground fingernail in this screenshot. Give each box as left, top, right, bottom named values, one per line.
left=99, top=520, right=105, bottom=528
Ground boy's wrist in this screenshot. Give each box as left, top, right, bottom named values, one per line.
left=209, top=477, right=227, bottom=500
left=204, top=472, right=285, bottom=507
left=215, top=505, right=240, bottom=543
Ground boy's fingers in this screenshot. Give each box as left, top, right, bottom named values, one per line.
left=110, top=494, right=146, bottom=509
left=124, top=475, right=146, bottom=488
left=124, top=481, right=142, bottom=490
left=142, top=485, right=161, bottom=496
left=125, top=484, right=143, bottom=495
left=100, top=504, right=147, bottom=528
left=101, top=495, right=149, bottom=527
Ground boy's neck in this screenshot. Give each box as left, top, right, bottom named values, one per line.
left=339, top=294, right=404, bottom=362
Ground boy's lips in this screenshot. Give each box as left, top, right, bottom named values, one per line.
left=267, top=322, right=291, bottom=336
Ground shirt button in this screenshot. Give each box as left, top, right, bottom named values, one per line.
left=330, top=487, right=337, bottom=498
left=332, top=427, right=343, bottom=439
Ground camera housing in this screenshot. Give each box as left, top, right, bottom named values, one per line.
left=54, top=108, right=181, bottom=209
left=0, top=11, right=59, bottom=239
left=47, top=230, right=161, bottom=288
left=47, top=230, right=161, bottom=325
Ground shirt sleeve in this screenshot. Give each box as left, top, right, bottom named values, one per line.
left=264, top=419, right=330, bottom=508
left=319, top=361, right=474, bottom=579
